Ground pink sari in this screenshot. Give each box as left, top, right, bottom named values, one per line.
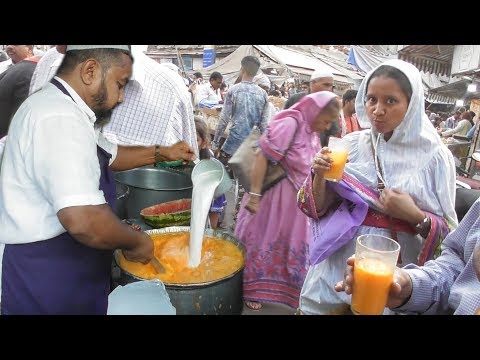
left=235, top=92, right=338, bottom=308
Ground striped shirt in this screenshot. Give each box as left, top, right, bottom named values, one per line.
left=397, top=198, right=480, bottom=315
left=102, top=51, right=198, bottom=154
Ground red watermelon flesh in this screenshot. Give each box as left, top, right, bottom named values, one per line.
left=140, top=199, right=192, bottom=228
left=141, top=199, right=192, bottom=215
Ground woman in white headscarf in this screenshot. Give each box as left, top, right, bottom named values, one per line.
left=296, top=59, right=458, bottom=315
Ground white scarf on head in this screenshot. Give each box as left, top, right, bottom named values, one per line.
left=342, top=59, right=457, bottom=222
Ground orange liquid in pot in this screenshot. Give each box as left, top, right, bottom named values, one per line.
left=118, top=232, right=244, bottom=284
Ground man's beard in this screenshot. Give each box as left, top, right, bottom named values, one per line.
left=92, top=80, right=114, bottom=124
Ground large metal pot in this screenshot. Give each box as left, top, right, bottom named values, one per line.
left=114, top=166, right=192, bottom=219
left=114, top=226, right=245, bottom=315
left=115, top=182, right=130, bottom=220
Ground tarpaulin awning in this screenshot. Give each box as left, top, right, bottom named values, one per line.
left=203, top=45, right=361, bottom=87
left=347, top=45, right=397, bottom=74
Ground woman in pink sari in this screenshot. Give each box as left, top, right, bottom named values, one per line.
left=235, top=91, right=340, bottom=310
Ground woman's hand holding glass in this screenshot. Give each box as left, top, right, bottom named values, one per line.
left=312, top=147, right=333, bottom=178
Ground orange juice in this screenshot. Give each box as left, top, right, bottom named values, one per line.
left=323, top=150, right=348, bottom=182
left=351, top=258, right=394, bottom=315
left=118, top=232, right=244, bottom=284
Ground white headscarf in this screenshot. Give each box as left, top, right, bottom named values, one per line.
left=343, top=59, right=457, bottom=222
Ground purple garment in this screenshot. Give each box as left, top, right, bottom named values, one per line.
left=308, top=180, right=369, bottom=265
left=210, top=194, right=226, bottom=213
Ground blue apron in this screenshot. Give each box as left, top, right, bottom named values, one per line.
left=1, top=79, right=117, bottom=314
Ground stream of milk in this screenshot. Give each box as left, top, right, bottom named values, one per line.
left=188, top=170, right=223, bottom=268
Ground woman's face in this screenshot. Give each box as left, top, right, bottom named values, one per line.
left=365, top=75, right=409, bottom=135
left=311, top=105, right=340, bottom=132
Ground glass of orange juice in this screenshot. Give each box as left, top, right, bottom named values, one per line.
left=351, top=234, right=400, bottom=315
left=323, top=137, right=348, bottom=182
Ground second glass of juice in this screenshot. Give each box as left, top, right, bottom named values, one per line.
left=351, top=234, right=401, bottom=315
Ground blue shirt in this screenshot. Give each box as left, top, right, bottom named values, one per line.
left=213, top=81, right=269, bottom=155
left=396, top=198, right=480, bottom=315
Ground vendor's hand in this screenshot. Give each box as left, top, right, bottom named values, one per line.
left=165, top=141, right=196, bottom=163
left=122, top=232, right=154, bottom=265
left=312, top=147, right=333, bottom=177
left=214, top=149, right=221, bottom=159
left=334, top=256, right=413, bottom=310
left=379, top=188, right=425, bottom=225
left=245, top=194, right=261, bottom=214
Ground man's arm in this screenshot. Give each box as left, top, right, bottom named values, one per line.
left=394, top=206, right=476, bottom=314
left=32, top=114, right=154, bottom=264
left=258, top=96, right=270, bottom=133
left=111, top=143, right=196, bottom=172
left=58, top=204, right=153, bottom=264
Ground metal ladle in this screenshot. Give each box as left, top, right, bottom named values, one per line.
left=150, top=256, right=166, bottom=274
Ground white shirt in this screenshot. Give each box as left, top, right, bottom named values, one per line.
left=101, top=51, right=198, bottom=154
left=196, top=82, right=221, bottom=104
left=29, top=46, right=64, bottom=95
left=0, top=135, right=6, bottom=166
left=442, top=119, right=472, bottom=137
left=0, top=77, right=117, bottom=244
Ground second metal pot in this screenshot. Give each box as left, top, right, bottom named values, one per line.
left=114, top=166, right=193, bottom=219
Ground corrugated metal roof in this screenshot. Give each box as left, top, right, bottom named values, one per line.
left=429, top=78, right=480, bottom=100
left=398, top=45, right=454, bottom=76
left=425, top=92, right=456, bottom=105
left=146, top=45, right=238, bottom=55
left=254, top=45, right=353, bottom=84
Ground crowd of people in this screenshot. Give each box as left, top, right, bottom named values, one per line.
left=0, top=45, right=478, bottom=315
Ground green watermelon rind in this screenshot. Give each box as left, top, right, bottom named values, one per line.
left=141, top=210, right=191, bottom=228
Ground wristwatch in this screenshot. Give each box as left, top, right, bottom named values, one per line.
left=414, top=216, right=431, bottom=237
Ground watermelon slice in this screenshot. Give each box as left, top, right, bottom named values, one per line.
left=140, top=198, right=192, bottom=228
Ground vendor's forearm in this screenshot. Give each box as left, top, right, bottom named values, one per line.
left=111, top=145, right=168, bottom=171
left=250, top=151, right=269, bottom=194
left=58, top=204, right=145, bottom=250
